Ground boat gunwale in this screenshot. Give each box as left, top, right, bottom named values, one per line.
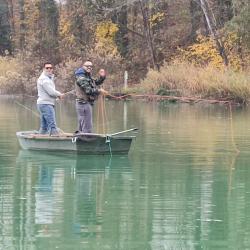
left=16, top=131, right=136, bottom=140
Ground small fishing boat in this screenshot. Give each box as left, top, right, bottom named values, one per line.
left=16, top=128, right=137, bottom=155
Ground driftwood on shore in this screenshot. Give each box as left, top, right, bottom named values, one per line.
left=107, top=93, right=233, bottom=105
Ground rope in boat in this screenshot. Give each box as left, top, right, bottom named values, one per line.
left=96, top=92, right=113, bottom=156
left=105, top=136, right=112, bottom=157
left=97, top=92, right=109, bottom=134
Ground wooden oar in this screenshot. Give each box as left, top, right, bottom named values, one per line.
left=108, top=128, right=138, bottom=137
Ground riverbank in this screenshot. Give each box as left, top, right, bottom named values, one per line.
left=122, top=62, right=250, bottom=105
left=1, top=57, right=249, bottom=105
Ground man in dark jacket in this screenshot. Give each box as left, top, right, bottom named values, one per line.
left=75, top=60, right=107, bottom=133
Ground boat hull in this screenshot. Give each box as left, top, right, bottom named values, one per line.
left=16, top=131, right=135, bottom=155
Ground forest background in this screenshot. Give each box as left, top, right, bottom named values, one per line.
left=0, top=0, right=249, bottom=104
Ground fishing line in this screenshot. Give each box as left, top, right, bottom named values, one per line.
left=229, top=103, right=240, bottom=154
left=227, top=103, right=240, bottom=197
left=14, top=90, right=74, bottom=118
left=97, top=94, right=109, bottom=134
left=14, top=100, right=40, bottom=118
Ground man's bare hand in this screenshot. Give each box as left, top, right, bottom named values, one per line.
left=59, top=93, right=65, bottom=99
left=99, top=69, right=106, bottom=77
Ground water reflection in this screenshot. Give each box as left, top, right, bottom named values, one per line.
left=74, top=155, right=128, bottom=238
left=35, top=165, right=54, bottom=226
left=13, top=150, right=131, bottom=248
left=2, top=97, right=250, bottom=249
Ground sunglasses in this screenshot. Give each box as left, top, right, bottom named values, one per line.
left=84, top=65, right=93, bottom=68
left=45, top=67, right=53, bottom=70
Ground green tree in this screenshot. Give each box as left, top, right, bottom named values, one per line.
left=111, top=5, right=129, bottom=58
left=228, top=1, right=250, bottom=48
left=36, top=0, right=60, bottom=62
left=0, top=0, right=12, bottom=54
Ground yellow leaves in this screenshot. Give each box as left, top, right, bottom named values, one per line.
left=179, top=35, right=224, bottom=69
left=179, top=33, right=243, bottom=71
left=223, top=32, right=242, bottom=71
left=60, top=21, right=71, bottom=37
left=59, top=14, right=77, bottom=50
left=24, top=0, right=40, bottom=27
left=94, top=21, right=119, bottom=56
left=59, top=17, right=74, bottom=43
left=149, top=12, right=165, bottom=28
left=96, top=21, right=118, bottom=40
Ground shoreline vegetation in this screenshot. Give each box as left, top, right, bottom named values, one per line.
left=0, top=1, right=249, bottom=106
left=125, top=62, right=250, bottom=106
left=0, top=57, right=249, bottom=106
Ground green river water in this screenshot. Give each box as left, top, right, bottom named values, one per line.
left=0, top=96, right=250, bottom=250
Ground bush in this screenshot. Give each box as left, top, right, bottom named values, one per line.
left=139, top=61, right=250, bottom=104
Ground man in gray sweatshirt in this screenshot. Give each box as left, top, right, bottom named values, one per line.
left=37, top=62, right=64, bottom=135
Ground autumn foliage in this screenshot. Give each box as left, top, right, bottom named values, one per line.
left=0, top=0, right=249, bottom=103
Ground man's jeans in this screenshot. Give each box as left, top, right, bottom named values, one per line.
left=76, top=102, right=92, bottom=133
left=37, top=104, right=58, bottom=135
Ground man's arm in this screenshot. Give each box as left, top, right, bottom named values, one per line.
left=95, top=76, right=105, bottom=86
left=76, top=76, right=99, bottom=96
left=95, top=69, right=106, bottom=86
left=41, top=80, right=61, bottom=97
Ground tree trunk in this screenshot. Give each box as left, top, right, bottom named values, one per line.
left=189, top=0, right=202, bottom=42
left=131, top=4, right=137, bottom=41
left=216, top=0, right=233, bottom=27
left=139, top=0, right=159, bottom=70
left=0, top=0, right=12, bottom=54
left=111, top=5, right=129, bottom=58
left=18, top=0, right=25, bottom=50
left=7, top=0, right=15, bottom=34
left=199, top=0, right=229, bottom=66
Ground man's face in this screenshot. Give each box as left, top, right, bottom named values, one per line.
left=83, top=62, right=93, bottom=73
left=44, top=64, right=53, bottom=75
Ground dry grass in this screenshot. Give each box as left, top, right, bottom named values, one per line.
left=0, top=57, right=22, bottom=90
left=1, top=56, right=249, bottom=105
left=0, top=55, right=39, bottom=94
left=138, top=62, right=250, bottom=104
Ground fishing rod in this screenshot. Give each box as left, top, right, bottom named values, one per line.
left=14, top=100, right=40, bottom=118
left=108, top=128, right=138, bottom=137
left=15, top=90, right=75, bottom=117
left=22, top=89, right=75, bottom=99
left=64, top=89, right=75, bottom=96
left=74, top=128, right=138, bottom=137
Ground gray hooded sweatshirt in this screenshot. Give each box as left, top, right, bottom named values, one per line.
left=37, top=72, right=62, bottom=105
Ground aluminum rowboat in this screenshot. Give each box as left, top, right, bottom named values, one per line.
left=16, top=130, right=136, bottom=155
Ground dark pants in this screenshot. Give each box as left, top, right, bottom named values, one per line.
left=37, top=104, right=58, bottom=135
left=76, top=102, right=93, bottom=133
